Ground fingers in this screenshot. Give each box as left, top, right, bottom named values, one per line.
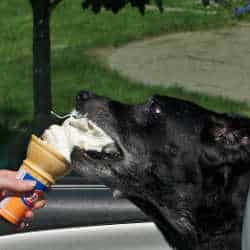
left=0, top=178, right=36, bottom=193
left=24, top=210, right=34, bottom=220
left=0, top=170, right=48, bottom=229
left=0, top=170, right=36, bottom=193
left=18, top=200, right=47, bottom=229
left=32, top=200, right=47, bottom=210
left=0, top=170, right=19, bottom=179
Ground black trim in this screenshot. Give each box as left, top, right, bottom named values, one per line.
left=56, top=176, right=103, bottom=185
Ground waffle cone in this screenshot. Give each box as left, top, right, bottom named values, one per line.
left=21, top=135, right=70, bottom=186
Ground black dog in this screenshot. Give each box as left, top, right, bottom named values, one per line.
left=72, top=91, right=250, bottom=250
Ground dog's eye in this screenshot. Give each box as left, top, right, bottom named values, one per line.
left=145, top=99, right=163, bottom=126
left=149, top=99, right=162, bottom=115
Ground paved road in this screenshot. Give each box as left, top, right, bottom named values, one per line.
left=109, top=24, right=250, bottom=103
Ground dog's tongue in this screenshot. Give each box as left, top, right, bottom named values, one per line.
left=42, top=115, right=114, bottom=162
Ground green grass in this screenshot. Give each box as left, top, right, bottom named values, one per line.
left=0, top=0, right=249, bottom=134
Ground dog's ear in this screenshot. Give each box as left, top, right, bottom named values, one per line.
left=201, top=114, right=250, bottom=175
left=202, top=114, right=250, bottom=147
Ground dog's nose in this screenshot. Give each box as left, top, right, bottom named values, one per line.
left=76, top=91, right=92, bottom=102
left=75, top=91, right=96, bottom=111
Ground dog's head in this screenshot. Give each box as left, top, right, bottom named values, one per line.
left=72, top=91, right=250, bottom=250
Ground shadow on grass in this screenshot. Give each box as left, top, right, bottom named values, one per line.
left=0, top=94, right=27, bottom=134
left=164, top=85, right=250, bottom=115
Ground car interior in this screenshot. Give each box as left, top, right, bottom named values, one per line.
left=0, top=175, right=169, bottom=250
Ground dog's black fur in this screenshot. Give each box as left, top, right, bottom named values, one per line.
left=72, top=91, right=250, bottom=250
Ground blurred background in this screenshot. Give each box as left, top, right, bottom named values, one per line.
left=1, top=0, right=250, bottom=170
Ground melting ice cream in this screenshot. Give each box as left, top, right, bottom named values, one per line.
left=42, top=114, right=114, bottom=162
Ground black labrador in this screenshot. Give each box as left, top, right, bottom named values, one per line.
left=71, top=91, right=250, bottom=250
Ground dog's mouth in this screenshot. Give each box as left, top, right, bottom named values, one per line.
left=42, top=110, right=124, bottom=163
left=83, top=143, right=123, bottom=162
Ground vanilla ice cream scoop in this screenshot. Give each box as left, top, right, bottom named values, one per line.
left=42, top=115, right=114, bottom=162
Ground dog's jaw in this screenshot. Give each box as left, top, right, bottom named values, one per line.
left=128, top=195, right=198, bottom=250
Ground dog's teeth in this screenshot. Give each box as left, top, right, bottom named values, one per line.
left=102, top=143, right=118, bottom=154
left=113, top=189, right=123, bottom=199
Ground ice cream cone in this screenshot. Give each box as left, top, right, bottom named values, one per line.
left=0, top=135, right=70, bottom=225
left=23, top=135, right=70, bottom=186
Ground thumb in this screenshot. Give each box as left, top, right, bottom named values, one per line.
left=0, top=177, right=36, bottom=193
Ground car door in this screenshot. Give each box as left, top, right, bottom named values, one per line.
left=0, top=176, right=170, bottom=250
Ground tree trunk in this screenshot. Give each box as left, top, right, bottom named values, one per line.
left=30, top=0, right=52, bottom=120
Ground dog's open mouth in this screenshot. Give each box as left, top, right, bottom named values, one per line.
left=42, top=111, right=123, bottom=163
left=83, top=143, right=123, bottom=162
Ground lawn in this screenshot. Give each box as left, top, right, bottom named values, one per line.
left=0, top=0, right=249, bottom=142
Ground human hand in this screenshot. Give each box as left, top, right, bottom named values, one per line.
left=0, top=170, right=46, bottom=227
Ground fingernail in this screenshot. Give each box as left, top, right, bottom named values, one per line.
left=26, top=181, right=36, bottom=188
left=41, top=201, right=47, bottom=208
